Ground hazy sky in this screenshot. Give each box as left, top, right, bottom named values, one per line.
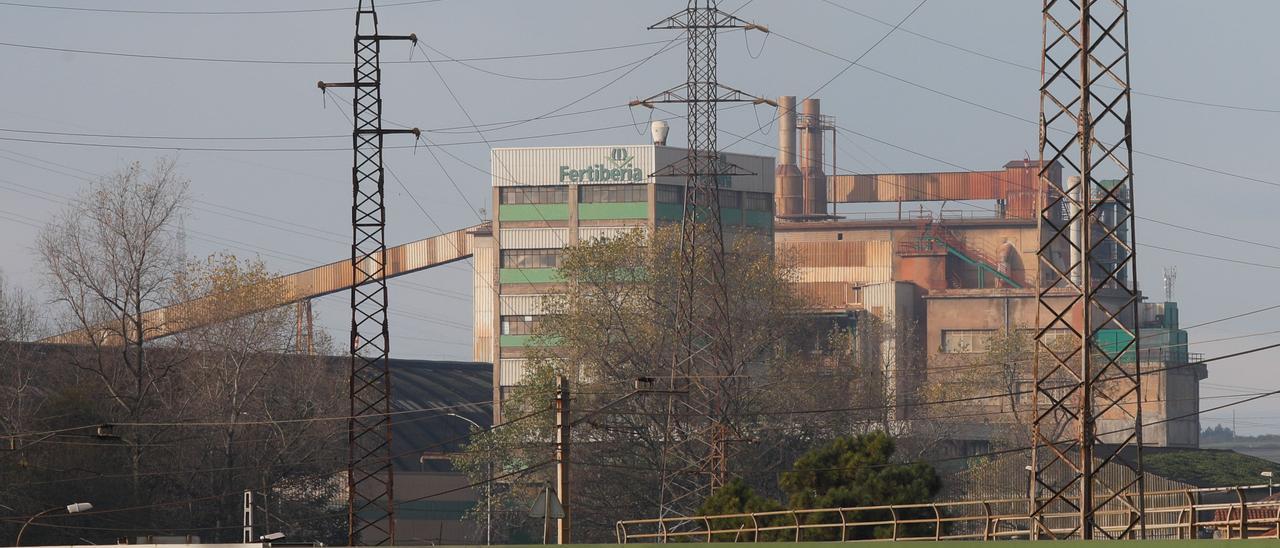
left=1, top=0, right=1277, bottom=433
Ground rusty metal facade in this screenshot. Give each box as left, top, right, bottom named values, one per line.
left=40, top=226, right=478, bottom=346
left=1033, top=0, right=1144, bottom=539
left=780, top=240, right=894, bottom=310
left=826, top=161, right=1061, bottom=220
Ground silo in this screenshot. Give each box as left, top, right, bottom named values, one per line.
left=799, top=98, right=827, bottom=216
left=774, top=95, right=804, bottom=217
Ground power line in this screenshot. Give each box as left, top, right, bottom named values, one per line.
left=764, top=26, right=1280, bottom=197
left=817, top=0, right=1280, bottom=116
left=0, top=36, right=672, bottom=66
left=417, top=40, right=676, bottom=82
left=0, top=0, right=444, bottom=16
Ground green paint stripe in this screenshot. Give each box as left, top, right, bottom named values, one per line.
left=655, top=202, right=683, bottom=221
left=745, top=210, right=774, bottom=227
left=498, top=203, right=570, bottom=221
left=499, top=334, right=559, bottom=347
left=722, top=208, right=742, bottom=225
left=500, top=268, right=562, bottom=284
left=578, top=202, right=648, bottom=220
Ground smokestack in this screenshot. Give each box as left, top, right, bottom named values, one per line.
left=1067, top=175, right=1083, bottom=287
left=799, top=98, right=827, bottom=216
left=775, top=96, right=803, bottom=217
left=650, top=120, right=669, bottom=146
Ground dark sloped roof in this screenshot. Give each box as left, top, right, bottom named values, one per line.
left=5, top=342, right=492, bottom=474
left=385, top=359, right=492, bottom=472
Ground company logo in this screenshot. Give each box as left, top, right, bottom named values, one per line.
left=559, top=148, right=645, bottom=183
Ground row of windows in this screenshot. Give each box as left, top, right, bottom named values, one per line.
left=500, top=187, right=568, bottom=205
left=655, top=185, right=772, bottom=212
left=501, top=248, right=563, bottom=269
left=501, top=184, right=772, bottom=211
left=579, top=184, right=647, bottom=203
left=655, top=185, right=683, bottom=204
left=941, top=329, right=995, bottom=353
left=940, top=328, right=1076, bottom=353
left=501, top=315, right=543, bottom=336
left=743, top=192, right=772, bottom=212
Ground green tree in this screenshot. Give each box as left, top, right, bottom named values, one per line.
left=696, top=478, right=784, bottom=542
left=779, top=431, right=940, bottom=540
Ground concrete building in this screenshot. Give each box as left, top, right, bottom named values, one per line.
left=470, top=144, right=776, bottom=407
left=768, top=93, right=1205, bottom=448
left=471, top=96, right=1204, bottom=449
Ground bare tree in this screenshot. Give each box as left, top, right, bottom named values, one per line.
left=170, top=253, right=344, bottom=542
left=36, top=158, right=190, bottom=498
left=454, top=226, right=869, bottom=541
left=0, top=272, right=43, bottom=446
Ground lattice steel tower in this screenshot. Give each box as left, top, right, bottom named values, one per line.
left=318, top=1, right=417, bottom=544
left=632, top=0, right=770, bottom=518
left=1032, top=0, right=1144, bottom=539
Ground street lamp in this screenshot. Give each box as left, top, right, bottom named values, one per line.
left=15, top=502, right=92, bottom=546
left=447, top=412, right=491, bottom=546
left=1263, top=471, right=1274, bottom=497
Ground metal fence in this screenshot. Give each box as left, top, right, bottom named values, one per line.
left=616, top=485, right=1280, bottom=543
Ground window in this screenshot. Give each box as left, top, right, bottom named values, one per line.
left=718, top=190, right=740, bottom=209
left=501, top=249, right=562, bottom=269
left=941, top=329, right=997, bottom=353
left=501, top=315, right=543, bottom=336
left=656, top=185, right=684, bottom=204
left=1017, top=328, right=1076, bottom=347
left=579, top=184, right=646, bottom=203
left=743, top=192, right=772, bottom=212
left=500, top=186, right=568, bottom=204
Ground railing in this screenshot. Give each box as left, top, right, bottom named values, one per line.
left=616, top=485, right=1280, bottom=543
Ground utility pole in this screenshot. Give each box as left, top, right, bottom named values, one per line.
left=631, top=0, right=771, bottom=518
left=318, top=1, right=417, bottom=544
left=554, top=375, right=571, bottom=544
left=1032, top=0, right=1144, bottom=540
left=242, top=490, right=255, bottom=544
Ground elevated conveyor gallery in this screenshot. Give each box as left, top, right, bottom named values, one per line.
left=41, top=223, right=485, bottom=345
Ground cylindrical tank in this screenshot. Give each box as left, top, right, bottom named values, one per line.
left=775, top=95, right=803, bottom=217
left=799, top=98, right=827, bottom=216
left=1094, top=182, right=1131, bottom=286
left=1067, top=175, right=1083, bottom=286
left=650, top=120, right=669, bottom=146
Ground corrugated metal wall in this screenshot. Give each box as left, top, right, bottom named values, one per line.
left=472, top=233, right=496, bottom=363
left=579, top=225, right=646, bottom=242
left=500, top=294, right=548, bottom=316
left=491, top=146, right=656, bottom=187
left=499, top=358, right=528, bottom=387
left=782, top=240, right=894, bottom=309
left=499, top=227, right=570, bottom=249
left=654, top=146, right=776, bottom=194
left=829, top=170, right=1015, bottom=202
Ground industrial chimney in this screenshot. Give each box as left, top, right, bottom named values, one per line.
left=774, top=96, right=803, bottom=217
left=799, top=98, right=827, bottom=216
left=650, top=119, right=669, bottom=146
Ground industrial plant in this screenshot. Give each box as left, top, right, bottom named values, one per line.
left=5, top=0, right=1280, bottom=545
left=471, top=95, right=1204, bottom=449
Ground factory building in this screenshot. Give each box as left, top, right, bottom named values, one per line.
left=471, top=95, right=1204, bottom=448
left=770, top=94, right=1204, bottom=448
left=470, top=141, right=775, bottom=408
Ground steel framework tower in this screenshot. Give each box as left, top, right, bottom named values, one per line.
left=631, top=0, right=770, bottom=518
left=1032, top=0, right=1144, bottom=539
left=319, top=2, right=417, bottom=544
